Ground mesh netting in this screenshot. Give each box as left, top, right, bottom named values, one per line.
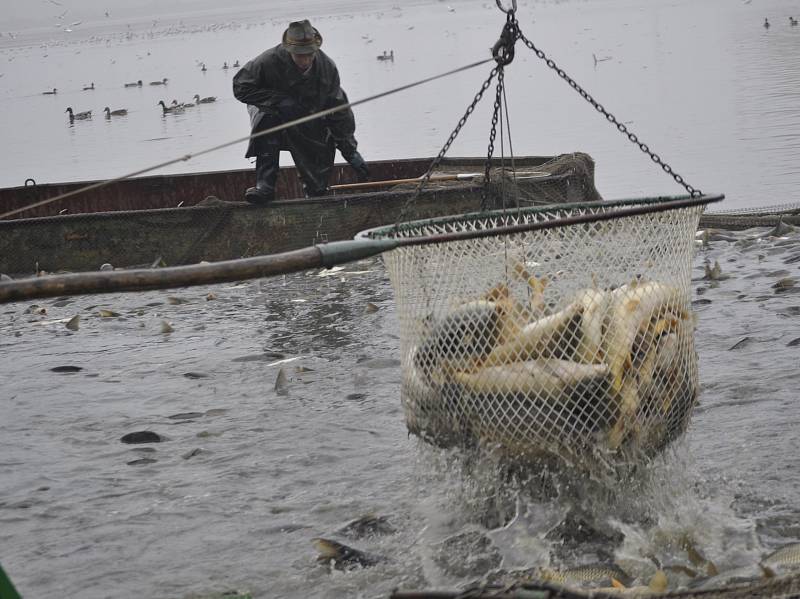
left=366, top=197, right=705, bottom=473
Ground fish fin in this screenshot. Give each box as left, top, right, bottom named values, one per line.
left=705, top=560, right=719, bottom=577
left=483, top=283, right=510, bottom=302
left=648, top=570, right=668, bottom=593
left=759, top=563, right=776, bottom=579
left=610, top=578, right=626, bottom=589
left=311, top=538, right=340, bottom=559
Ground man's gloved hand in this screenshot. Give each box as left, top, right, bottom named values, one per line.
left=260, top=97, right=306, bottom=122
left=343, top=149, right=370, bottom=182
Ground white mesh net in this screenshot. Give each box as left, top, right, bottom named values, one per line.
left=371, top=198, right=705, bottom=474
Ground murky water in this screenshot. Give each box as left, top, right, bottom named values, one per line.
left=2, top=0, right=800, bottom=598
left=2, top=225, right=800, bottom=598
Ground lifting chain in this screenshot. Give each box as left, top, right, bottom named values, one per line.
left=482, top=68, right=505, bottom=210
left=510, top=15, right=702, bottom=197
left=396, top=12, right=519, bottom=225
left=396, top=66, right=499, bottom=225
left=398, top=0, right=700, bottom=229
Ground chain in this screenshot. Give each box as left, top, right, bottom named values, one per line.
left=515, top=26, right=702, bottom=197
left=396, top=66, right=500, bottom=226
left=482, top=68, right=505, bottom=210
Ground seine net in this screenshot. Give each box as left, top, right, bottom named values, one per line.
left=366, top=197, right=706, bottom=473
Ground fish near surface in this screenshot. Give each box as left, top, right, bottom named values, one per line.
left=535, top=562, right=634, bottom=588
left=335, top=514, right=396, bottom=539
left=311, top=537, right=386, bottom=571
left=762, top=542, right=800, bottom=572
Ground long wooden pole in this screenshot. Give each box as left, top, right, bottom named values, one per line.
left=330, top=173, right=481, bottom=192
left=0, top=239, right=399, bottom=304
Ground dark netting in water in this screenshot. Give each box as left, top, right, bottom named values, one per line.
left=0, top=154, right=601, bottom=277
left=364, top=196, right=713, bottom=475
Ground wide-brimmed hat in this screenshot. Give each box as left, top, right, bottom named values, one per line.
left=281, top=20, right=322, bottom=55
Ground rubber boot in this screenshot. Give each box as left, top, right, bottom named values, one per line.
left=245, top=154, right=279, bottom=205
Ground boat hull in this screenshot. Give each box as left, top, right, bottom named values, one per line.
left=0, top=155, right=601, bottom=275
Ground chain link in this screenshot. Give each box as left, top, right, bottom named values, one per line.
left=515, top=27, right=701, bottom=197
left=482, top=68, right=505, bottom=210
left=396, top=66, right=500, bottom=225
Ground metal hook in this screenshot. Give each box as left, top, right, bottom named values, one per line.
left=496, top=0, right=517, bottom=14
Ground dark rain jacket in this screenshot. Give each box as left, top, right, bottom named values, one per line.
left=232, top=44, right=358, bottom=160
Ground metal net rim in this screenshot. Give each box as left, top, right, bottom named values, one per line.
left=358, top=194, right=724, bottom=241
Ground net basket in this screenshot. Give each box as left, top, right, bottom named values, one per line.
left=362, top=196, right=708, bottom=473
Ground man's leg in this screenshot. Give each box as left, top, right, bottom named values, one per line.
left=288, top=127, right=336, bottom=198
left=245, top=152, right=280, bottom=205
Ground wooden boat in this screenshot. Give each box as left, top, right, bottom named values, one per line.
left=0, top=154, right=602, bottom=275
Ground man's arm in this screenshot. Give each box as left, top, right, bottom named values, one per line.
left=232, top=56, right=286, bottom=109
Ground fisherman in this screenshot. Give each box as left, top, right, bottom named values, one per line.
left=232, top=19, right=369, bottom=204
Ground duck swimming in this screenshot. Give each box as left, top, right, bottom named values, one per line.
left=764, top=17, right=770, bottom=28
left=65, top=107, right=91, bottom=120
left=149, top=78, right=168, bottom=85
left=158, top=100, right=183, bottom=114
left=124, top=80, right=142, bottom=87
left=82, top=82, right=94, bottom=90
left=377, top=50, right=394, bottom=61
left=42, top=88, right=57, bottom=95
left=193, top=94, right=216, bottom=104
left=104, top=107, right=128, bottom=117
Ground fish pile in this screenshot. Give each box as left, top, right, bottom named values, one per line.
left=402, top=266, right=698, bottom=466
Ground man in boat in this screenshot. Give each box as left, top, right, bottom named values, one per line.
left=232, top=19, right=369, bottom=205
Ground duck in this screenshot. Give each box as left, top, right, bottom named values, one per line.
left=222, top=61, right=229, bottom=69
left=42, top=88, right=57, bottom=95
left=233, top=59, right=240, bottom=67
left=193, top=94, right=216, bottom=104
left=158, top=100, right=184, bottom=114
left=65, top=107, right=91, bottom=120
left=764, top=17, right=770, bottom=28
left=791, top=17, right=798, bottom=26
left=124, top=80, right=143, bottom=87
left=171, top=99, right=195, bottom=108
left=104, top=107, right=128, bottom=117
left=200, top=63, right=207, bottom=72
left=377, top=50, right=394, bottom=61
left=149, top=77, right=168, bottom=85
left=82, top=82, right=94, bottom=90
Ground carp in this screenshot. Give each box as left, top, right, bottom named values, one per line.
left=452, top=359, right=610, bottom=398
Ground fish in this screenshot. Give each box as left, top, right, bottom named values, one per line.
left=596, top=569, right=668, bottom=594
left=573, top=287, right=612, bottom=364
left=761, top=542, right=800, bottom=572
left=602, top=281, right=685, bottom=448
left=311, top=537, right=386, bottom=570
left=481, top=300, right=583, bottom=367
left=416, top=299, right=503, bottom=374
left=274, top=368, right=289, bottom=394
left=452, top=359, right=609, bottom=398
left=535, top=563, right=634, bottom=588
left=680, top=534, right=719, bottom=577
left=335, top=514, right=396, bottom=539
